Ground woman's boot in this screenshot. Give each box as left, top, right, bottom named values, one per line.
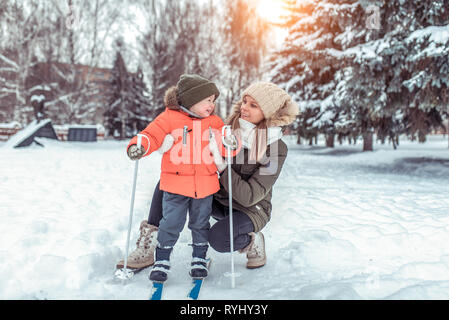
left=242, top=232, right=266, bottom=269
left=116, top=220, right=158, bottom=270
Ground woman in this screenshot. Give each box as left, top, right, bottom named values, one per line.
left=117, top=81, right=299, bottom=271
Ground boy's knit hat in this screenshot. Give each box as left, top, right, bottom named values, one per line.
left=176, top=74, right=220, bottom=109
left=241, top=82, right=299, bottom=126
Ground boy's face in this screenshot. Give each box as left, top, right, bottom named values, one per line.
left=190, top=95, right=215, bottom=118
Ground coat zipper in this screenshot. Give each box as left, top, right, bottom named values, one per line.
left=182, top=125, right=188, bottom=146
left=184, top=123, right=195, bottom=196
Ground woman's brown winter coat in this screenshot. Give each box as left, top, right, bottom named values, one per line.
left=213, top=140, right=288, bottom=232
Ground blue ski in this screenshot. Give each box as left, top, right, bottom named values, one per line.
left=187, top=279, right=204, bottom=300
left=187, top=258, right=211, bottom=300
left=149, top=281, right=164, bottom=300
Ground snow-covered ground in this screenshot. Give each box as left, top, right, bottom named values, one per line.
left=1, top=135, right=449, bottom=300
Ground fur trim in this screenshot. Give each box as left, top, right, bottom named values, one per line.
left=268, top=99, right=299, bottom=127
left=163, top=86, right=180, bottom=110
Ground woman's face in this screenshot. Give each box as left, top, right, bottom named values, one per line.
left=190, top=95, right=216, bottom=118
left=240, top=95, right=265, bottom=124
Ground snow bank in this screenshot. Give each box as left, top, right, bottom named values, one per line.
left=2, top=119, right=52, bottom=149
left=1, top=136, right=449, bottom=299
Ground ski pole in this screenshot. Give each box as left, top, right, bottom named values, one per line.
left=222, top=125, right=236, bottom=288
left=120, top=134, right=143, bottom=279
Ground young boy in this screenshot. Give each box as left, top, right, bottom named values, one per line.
left=127, top=74, right=237, bottom=282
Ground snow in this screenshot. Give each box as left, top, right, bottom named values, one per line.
left=1, top=135, right=449, bottom=299
left=0, top=52, right=19, bottom=69
left=403, top=71, right=428, bottom=92
left=3, top=119, right=52, bottom=149
left=29, top=85, right=51, bottom=93
left=30, top=94, right=46, bottom=104
left=53, top=124, right=105, bottom=132
left=0, top=121, right=22, bottom=129
left=407, top=24, right=449, bottom=45
left=406, top=24, right=449, bottom=60
left=328, top=38, right=389, bottom=62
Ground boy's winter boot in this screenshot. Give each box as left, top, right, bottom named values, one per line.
left=190, top=244, right=209, bottom=279
left=116, top=220, right=158, bottom=270
left=242, top=232, right=266, bottom=269
left=149, top=246, right=172, bottom=282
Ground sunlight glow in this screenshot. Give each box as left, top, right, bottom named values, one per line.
left=256, top=0, right=287, bottom=24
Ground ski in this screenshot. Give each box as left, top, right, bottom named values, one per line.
left=187, top=258, right=211, bottom=300
left=149, top=281, right=164, bottom=300
left=149, top=259, right=211, bottom=300
left=187, top=278, right=204, bottom=300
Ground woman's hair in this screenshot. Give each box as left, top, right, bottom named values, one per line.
left=226, top=99, right=268, bottom=163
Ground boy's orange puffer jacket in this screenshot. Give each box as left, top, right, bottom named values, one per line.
left=127, top=108, right=239, bottom=199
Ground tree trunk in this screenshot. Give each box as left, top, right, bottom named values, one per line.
left=325, top=134, right=335, bottom=148
left=121, top=115, right=126, bottom=139
left=363, top=131, right=373, bottom=151
left=297, top=134, right=301, bottom=145
left=418, top=130, right=426, bottom=143
left=392, top=139, right=397, bottom=150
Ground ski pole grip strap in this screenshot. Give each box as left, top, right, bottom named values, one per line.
left=136, top=134, right=143, bottom=149
left=222, top=125, right=233, bottom=148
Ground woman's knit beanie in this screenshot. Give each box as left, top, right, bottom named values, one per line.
left=241, top=82, right=299, bottom=126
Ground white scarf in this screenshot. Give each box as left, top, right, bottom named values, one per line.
left=238, top=118, right=283, bottom=149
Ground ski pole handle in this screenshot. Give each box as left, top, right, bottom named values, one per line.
left=136, top=134, right=143, bottom=149
left=221, top=125, right=232, bottom=146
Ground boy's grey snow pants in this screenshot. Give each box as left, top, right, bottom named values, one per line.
left=157, top=191, right=213, bottom=249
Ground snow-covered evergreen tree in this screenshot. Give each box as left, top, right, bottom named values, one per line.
left=268, top=0, right=368, bottom=147
left=104, top=44, right=133, bottom=139
left=127, top=66, right=152, bottom=135
left=105, top=41, right=152, bottom=139
left=338, top=0, right=449, bottom=146
left=269, top=0, right=448, bottom=150
left=397, top=0, right=449, bottom=142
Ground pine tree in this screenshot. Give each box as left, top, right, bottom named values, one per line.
left=396, top=0, right=449, bottom=142
left=335, top=0, right=449, bottom=148
left=104, top=44, right=132, bottom=139
left=127, top=66, right=152, bottom=136
left=268, top=0, right=367, bottom=147
left=270, top=0, right=449, bottom=150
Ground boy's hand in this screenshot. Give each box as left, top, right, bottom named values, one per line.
left=158, top=134, right=175, bottom=154
left=127, top=144, right=146, bottom=160
left=208, top=131, right=227, bottom=172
